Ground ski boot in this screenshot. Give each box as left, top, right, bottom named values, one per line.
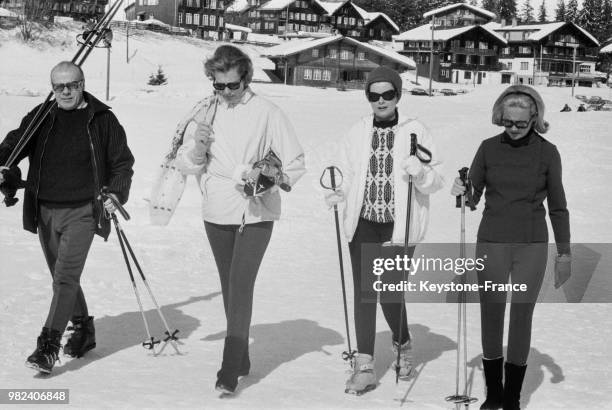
left=215, top=336, right=248, bottom=395
left=25, top=328, right=62, bottom=374
left=503, top=362, right=527, bottom=410
left=64, top=316, right=96, bottom=358
left=480, top=357, right=503, bottom=409
left=345, top=353, right=377, bottom=395
left=391, top=339, right=414, bottom=379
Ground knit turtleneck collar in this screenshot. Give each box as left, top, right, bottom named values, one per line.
left=373, top=109, right=399, bottom=128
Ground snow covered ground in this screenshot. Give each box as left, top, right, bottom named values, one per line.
left=1, top=24, right=611, bottom=409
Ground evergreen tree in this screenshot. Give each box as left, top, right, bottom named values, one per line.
left=555, top=0, right=566, bottom=21
left=468, top=0, right=479, bottom=6
left=520, top=0, right=535, bottom=22
left=603, top=0, right=612, bottom=41
left=538, top=0, right=547, bottom=21
left=579, top=0, right=603, bottom=38
left=481, top=0, right=498, bottom=14
left=566, top=0, right=579, bottom=23
left=148, top=66, right=168, bottom=86
left=499, top=0, right=518, bottom=21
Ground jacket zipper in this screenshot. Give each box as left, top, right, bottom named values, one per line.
left=34, top=114, right=56, bottom=226
left=86, top=113, right=102, bottom=229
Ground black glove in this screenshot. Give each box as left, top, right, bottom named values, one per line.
left=1, top=166, right=25, bottom=207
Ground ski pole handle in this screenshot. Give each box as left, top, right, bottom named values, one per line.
left=410, top=133, right=417, bottom=156
left=101, top=191, right=131, bottom=221
left=320, top=166, right=343, bottom=191
left=456, top=167, right=468, bottom=208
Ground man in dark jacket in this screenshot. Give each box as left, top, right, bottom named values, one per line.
left=0, top=61, right=134, bottom=374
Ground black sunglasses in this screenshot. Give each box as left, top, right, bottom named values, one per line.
left=213, top=77, right=244, bottom=91
left=501, top=114, right=536, bottom=129
left=51, top=80, right=83, bottom=92
left=367, top=90, right=396, bottom=102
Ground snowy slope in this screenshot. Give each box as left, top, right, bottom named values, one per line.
left=1, top=24, right=612, bottom=409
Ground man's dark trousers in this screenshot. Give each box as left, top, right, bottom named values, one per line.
left=37, top=202, right=95, bottom=332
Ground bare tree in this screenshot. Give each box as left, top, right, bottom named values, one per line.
left=18, top=0, right=52, bottom=42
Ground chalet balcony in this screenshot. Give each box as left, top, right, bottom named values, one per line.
left=449, top=47, right=497, bottom=56
left=451, top=62, right=504, bottom=71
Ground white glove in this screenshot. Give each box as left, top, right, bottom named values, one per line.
left=103, top=192, right=119, bottom=214
left=324, top=189, right=346, bottom=208
left=190, top=122, right=215, bottom=162
left=450, top=177, right=466, bottom=196
left=401, top=156, right=424, bottom=180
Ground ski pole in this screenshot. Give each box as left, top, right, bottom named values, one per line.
left=103, top=193, right=182, bottom=355
left=395, top=133, right=417, bottom=384
left=445, top=167, right=477, bottom=406
left=320, top=166, right=356, bottom=366
left=2, top=0, right=124, bottom=170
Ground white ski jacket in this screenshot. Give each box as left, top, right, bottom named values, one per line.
left=337, top=114, right=444, bottom=244
left=176, top=89, right=306, bottom=225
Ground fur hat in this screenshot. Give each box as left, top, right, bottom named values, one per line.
left=365, top=66, right=402, bottom=100
left=492, top=85, right=549, bottom=133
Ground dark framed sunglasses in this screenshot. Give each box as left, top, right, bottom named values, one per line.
left=51, top=80, right=83, bottom=92
left=367, top=90, right=396, bottom=102
left=212, top=78, right=244, bottom=91
left=501, top=114, right=536, bottom=129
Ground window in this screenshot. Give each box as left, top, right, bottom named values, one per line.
left=340, top=49, right=349, bottom=60
left=312, top=48, right=319, bottom=57
left=193, top=13, right=200, bottom=25
left=369, top=28, right=374, bottom=36
left=289, top=12, right=294, bottom=19
left=465, top=40, right=474, bottom=49
left=528, top=78, right=533, bottom=85
left=186, top=0, right=192, bottom=6
left=203, top=14, right=209, bottom=25
left=357, top=19, right=363, bottom=27
left=464, top=71, right=471, bottom=79
left=313, top=69, right=322, bottom=80
left=211, top=0, right=217, bottom=8
left=186, top=13, right=192, bottom=24
left=451, top=40, right=460, bottom=48
left=304, top=68, right=312, bottom=80
left=329, top=48, right=337, bottom=58
left=322, top=69, right=331, bottom=81
left=507, top=62, right=512, bottom=70
left=336, top=16, right=341, bottom=24
left=520, top=62, right=529, bottom=71
left=210, top=14, right=216, bottom=26
left=178, top=12, right=183, bottom=24
left=502, top=47, right=510, bottom=55
left=579, top=65, right=591, bottom=73
left=357, top=51, right=365, bottom=60
left=519, top=46, right=531, bottom=54
left=349, top=17, right=355, bottom=25
left=479, top=41, right=487, bottom=50
left=219, top=16, right=223, bottom=26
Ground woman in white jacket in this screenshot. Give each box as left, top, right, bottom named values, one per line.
left=176, top=45, right=306, bottom=395
left=325, top=66, right=444, bottom=395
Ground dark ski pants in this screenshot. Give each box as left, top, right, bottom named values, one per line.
left=204, top=221, right=273, bottom=340
left=476, top=242, right=548, bottom=366
left=349, top=218, right=412, bottom=356
left=38, top=203, right=95, bottom=333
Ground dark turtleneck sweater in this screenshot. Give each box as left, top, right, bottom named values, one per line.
left=469, top=130, right=570, bottom=253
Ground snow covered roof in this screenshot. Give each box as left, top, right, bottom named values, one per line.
left=600, top=42, right=612, bottom=53
left=261, top=35, right=415, bottom=69
left=487, top=21, right=600, bottom=47
left=225, top=23, right=252, bottom=33
left=363, top=12, right=399, bottom=33
left=0, top=7, right=18, bottom=18
left=423, top=3, right=496, bottom=19
left=315, top=0, right=345, bottom=15
left=259, top=0, right=294, bottom=11
left=226, top=0, right=250, bottom=13
left=393, top=23, right=507, bottom=45
left=135, top=18, right=170, bottom=28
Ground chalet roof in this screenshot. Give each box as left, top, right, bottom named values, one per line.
left=423, top=3, right=496, bottom=20
left=259, top=0, right=296, bottom=11
left=315, top=0, right=345, bottom=15
left=601, top=42, right=612, bottom=53
left=486, top=21, right=600, bottom=47
left=225, top=23, right=252, bottom=32
left=332, top=2, right=399, bottom=32
left=261, top=35, right=416, bottom=69
left=227, top=0, right=250, bottom=13
left=393, top=23, right=507, bottom=45
left=0, top=7, right=19, bottom=17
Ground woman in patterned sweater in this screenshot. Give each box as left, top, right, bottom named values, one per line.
left=325, top=66, right=444, bottom=395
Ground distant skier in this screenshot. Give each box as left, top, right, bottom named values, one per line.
left=560, top=103, right=571, bottom=112
left=0, top=61, right=134, bottom=374
left=451, top=85, right=571, bottom=410
left=577, top=103, right=586, bottom=112
left=174, top=45, right=305, bottom=395
left=324, top=66, right=444, bottom=395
